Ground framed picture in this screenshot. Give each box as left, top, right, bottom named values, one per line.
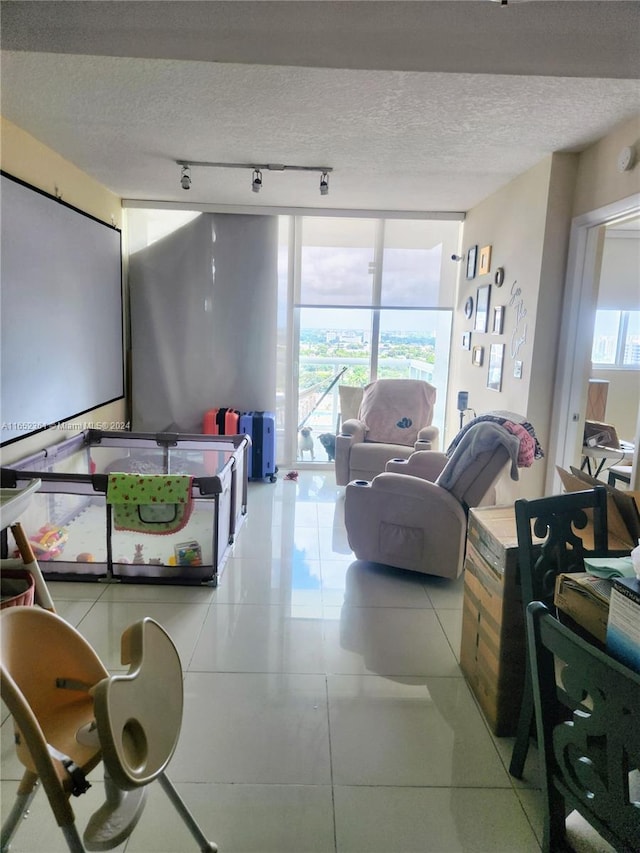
left=466, top=245, right=478, bottom=280
left=479, top=244, right=492, bottom=276
left=462, top=331, right=472, bottom=350
left=487, top=343, right=505, bottom=391
left=474, top=284, right=491, bottom=332
left=472, top=345, right=484, bottom=367
left=492, top=305, right=504, bottom=335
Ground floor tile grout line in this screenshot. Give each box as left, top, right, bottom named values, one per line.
left=324, top=674, right=339, bottom=853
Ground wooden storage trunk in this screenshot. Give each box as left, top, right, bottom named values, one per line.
left=460, top=506, right=527, bottom=736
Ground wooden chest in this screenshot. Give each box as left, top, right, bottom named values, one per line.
left=460, top=506, right=527, bottom=736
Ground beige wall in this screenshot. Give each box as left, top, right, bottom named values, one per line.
left=450, top=114, right=640, bottom=502
left=449, top=155, right=578, bottom=501
left=0, top=117, right=126, bottom=466
left=572, top=114, right=640, bottom=219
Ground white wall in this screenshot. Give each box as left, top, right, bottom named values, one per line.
left=591, top=231, right=640, bottom=441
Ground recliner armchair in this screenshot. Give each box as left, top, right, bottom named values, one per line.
left=344, top=420, right=523, bottom=580
left=335, top=379, right=439, bottom=486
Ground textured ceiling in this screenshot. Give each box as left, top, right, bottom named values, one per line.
left=1, top=1, right=639, bottom=213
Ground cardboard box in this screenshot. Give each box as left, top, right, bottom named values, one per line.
left=466, top=505, right=523, bottom=576
left=460, top=535, right=526, bottom=736
left=556, top=465, right=640, bottom=551
left=606, top=577, right=640, bottom=673
left=554, top=572, right=610, bottom=644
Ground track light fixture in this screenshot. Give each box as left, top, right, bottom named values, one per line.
left=176, top=160, right=332, bottom=195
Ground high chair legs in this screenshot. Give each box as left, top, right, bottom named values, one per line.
left=157, top=772, right=218, bottom=853
left=1, top=771, right=40, bottom=853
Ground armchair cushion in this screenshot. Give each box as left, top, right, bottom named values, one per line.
left=357, top=379, right=436, bottom=447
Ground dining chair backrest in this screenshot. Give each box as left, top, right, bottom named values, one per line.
left=514, top=486, right=609, bottom=610
left=526, top=601, right=640, bottom=852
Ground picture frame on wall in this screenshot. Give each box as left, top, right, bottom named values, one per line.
left=479, top=244, right=492, bottom=276
left=466, top=245, right=478, bottom=280
left=487, top=343, right=505, bottom=391
left=462, top=331, right=472, bottom=350
left=474, top=284, right=491, bottom=332
left=492, top=305, right=504, bottom=335
left=472, top=345, right=484, bottom=367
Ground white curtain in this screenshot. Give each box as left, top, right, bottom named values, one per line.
left=130, top=213, right=278, bottom=432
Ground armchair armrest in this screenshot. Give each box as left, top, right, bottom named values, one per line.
left=417, top=425, right=439, bottom=451
left=385, top=450, right=448, bottom=481
left=340, top=418, right=367, bottom=442
left=335, top=420, right=367, bottom=486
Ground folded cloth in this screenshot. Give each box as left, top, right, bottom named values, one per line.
left=106, top=473, right=193, bottom=534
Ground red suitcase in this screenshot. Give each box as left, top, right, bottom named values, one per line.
left=203, top=408, right=240, bottom=435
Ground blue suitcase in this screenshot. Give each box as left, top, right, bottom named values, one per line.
left=239, top=411, right=277, bottom=482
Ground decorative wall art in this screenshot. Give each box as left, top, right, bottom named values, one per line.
left=466, top=245, right=478, bottom=280
left=494, top=266, right=505, bottom=287
left=464, top=296, right=474, bottom=319
left=462, top=331, right=472, bottom=350
left=478, top=245, right=492, bottom=276
left=492, top=305, right=504, bottom=335
left=508, top=279, right=528, bottom=360
left=474, top=284, right=491, bottom=333
left=487, top=343, right=505, bottom=391
left=472, top=345, right=484, bottom=367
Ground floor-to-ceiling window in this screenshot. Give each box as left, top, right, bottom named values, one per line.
left=277, top=216, right=461, bottom=465
left=126, top=208, right=461, bottom=466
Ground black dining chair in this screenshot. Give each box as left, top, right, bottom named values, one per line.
left=526, top=601, right=640, bottom=852
left=508, top=487, right=610, bottom=779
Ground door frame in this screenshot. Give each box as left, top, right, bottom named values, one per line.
left=547, top=192, right=640, bottom=494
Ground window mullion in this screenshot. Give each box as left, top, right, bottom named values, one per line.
left=617, top=311, right=628, bottom=365
left=370, top=220, right=385, bottom=380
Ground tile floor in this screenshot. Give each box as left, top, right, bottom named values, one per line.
left=1, top=469, right=544, bottom=852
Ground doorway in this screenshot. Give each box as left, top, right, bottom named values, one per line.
left=548, top=193, right=640, bottom=493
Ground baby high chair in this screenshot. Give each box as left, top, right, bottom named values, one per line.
left=0, top=606, right=217, bottom=852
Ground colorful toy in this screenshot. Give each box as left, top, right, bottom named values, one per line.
left=25, top=525, right=68, bottom=561
left=174, top=541, right=202, bottom=567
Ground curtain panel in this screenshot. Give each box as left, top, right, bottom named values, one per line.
left=129, top=212, right=277, bottom=432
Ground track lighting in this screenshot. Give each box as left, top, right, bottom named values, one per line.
left=252, top=169, right=263, bottom=193
left=175, top=160, right=332, bottom=195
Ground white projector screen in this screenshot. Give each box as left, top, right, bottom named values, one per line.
left=1, top=173, right=124, bottom=446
